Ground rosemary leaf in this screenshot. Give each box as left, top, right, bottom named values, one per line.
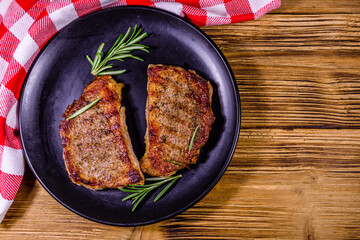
left=117, top=45, right=147, bottom=52
left=127, top=33, right=148, bottom=46
left=188, top=125, right=200, bottom=151
left=131, top=190, right=150, bottom=212
left=96, top=65, right=113, bottom=73
left=66, top=97, right=101, bottom=120
left=146, top=177, right=169, bottom=181
left=127, top=55, right=145, bottom=61
left=108, top=55, right=132, bottom=61
left=97, top=70, right=126, bottom=76
left=167, top=159, right=185, bottom=166
left=108, top=33, right=125, bottom=54
left=127, top=25, right=138, bottom=43
left=122, top=192, right=140, bottom=202
left=153, top=178, right=178, bottom=202
left=85, top=55, right=93, bottom=65
left=132, top=189, right=150, bottom=204
left=92, top=43, right=105, bottom=70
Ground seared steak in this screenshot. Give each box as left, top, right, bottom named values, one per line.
left=59, top=75, right=144, bottom=190
left=140, top=65, right=215, bottom=177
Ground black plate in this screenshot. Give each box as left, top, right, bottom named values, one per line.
left=19, top=6, right=240, bottom=226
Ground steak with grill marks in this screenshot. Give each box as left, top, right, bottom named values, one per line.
left=59, top=75, right=144, bottom=190
left=140, top=64, right=215, bottom=177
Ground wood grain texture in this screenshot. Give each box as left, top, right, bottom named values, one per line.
left=1, top=1, right=360, bottom=239
left=205, top=14, right=360, bottom=129
left=272, top=1, right=360, bottom=14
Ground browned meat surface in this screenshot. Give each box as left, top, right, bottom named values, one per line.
left=59, top=75, right=144, bottom=190
left=140, top=64, right=215, bottom=177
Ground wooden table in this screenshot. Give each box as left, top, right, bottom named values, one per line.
left=2, top=1, right=360, bottom=239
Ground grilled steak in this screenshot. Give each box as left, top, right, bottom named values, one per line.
left=59, top=75, right=144, bottom=190
left=140, top=64, right=215, bottom=177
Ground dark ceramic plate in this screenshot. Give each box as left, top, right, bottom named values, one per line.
left=19, top=6, right=240, bottom=226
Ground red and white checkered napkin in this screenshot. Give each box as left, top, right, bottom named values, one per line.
left=0, top=0, right=280, bottom=222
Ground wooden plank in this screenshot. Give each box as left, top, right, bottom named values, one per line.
left=202, top=15, right=360, bottom=129
left=2, top=129, right=360, bottom=239
left=164, top=169, right=360, bottom=239
left=0, top=172, right=135, bottom=240
left=0, top=171, right=165, bottom=240
left=271, top=1, right=360, bottom=14
left=234, top=129, right=360, bottom=169
left=155, top=129, right=360, bottom=239
left=204, top=14, right=360, bottom=52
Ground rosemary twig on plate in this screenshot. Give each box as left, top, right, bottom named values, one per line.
left=66, top=97, right=101, bottom=120
left=86, top=25, right=149, bottom=76
left=119, top=174, right=182, bottom=211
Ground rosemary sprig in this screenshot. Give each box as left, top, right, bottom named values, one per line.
left=167, top=159, right=186, bottom=166
left=86, top=25, right=149, bottom=76
left=119, top=174, right=182, bottom=211
left=66, top=97, right=101, bottom=120
left=188, top=125, right=200, bottom=151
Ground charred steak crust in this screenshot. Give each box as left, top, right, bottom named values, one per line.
left=59, top=75, right=144, bottom=190
left=140, top=64, right=215, bottom=177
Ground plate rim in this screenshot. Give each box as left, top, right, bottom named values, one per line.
left=19, top=5, right=241, bottom=226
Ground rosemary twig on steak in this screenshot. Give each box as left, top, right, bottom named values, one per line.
left=66, top=97, right=101, bottom=120
left=188, top=125, right=200, bottom=151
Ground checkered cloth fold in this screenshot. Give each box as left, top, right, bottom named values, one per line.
left=0, top=0, right=280, bottom=223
